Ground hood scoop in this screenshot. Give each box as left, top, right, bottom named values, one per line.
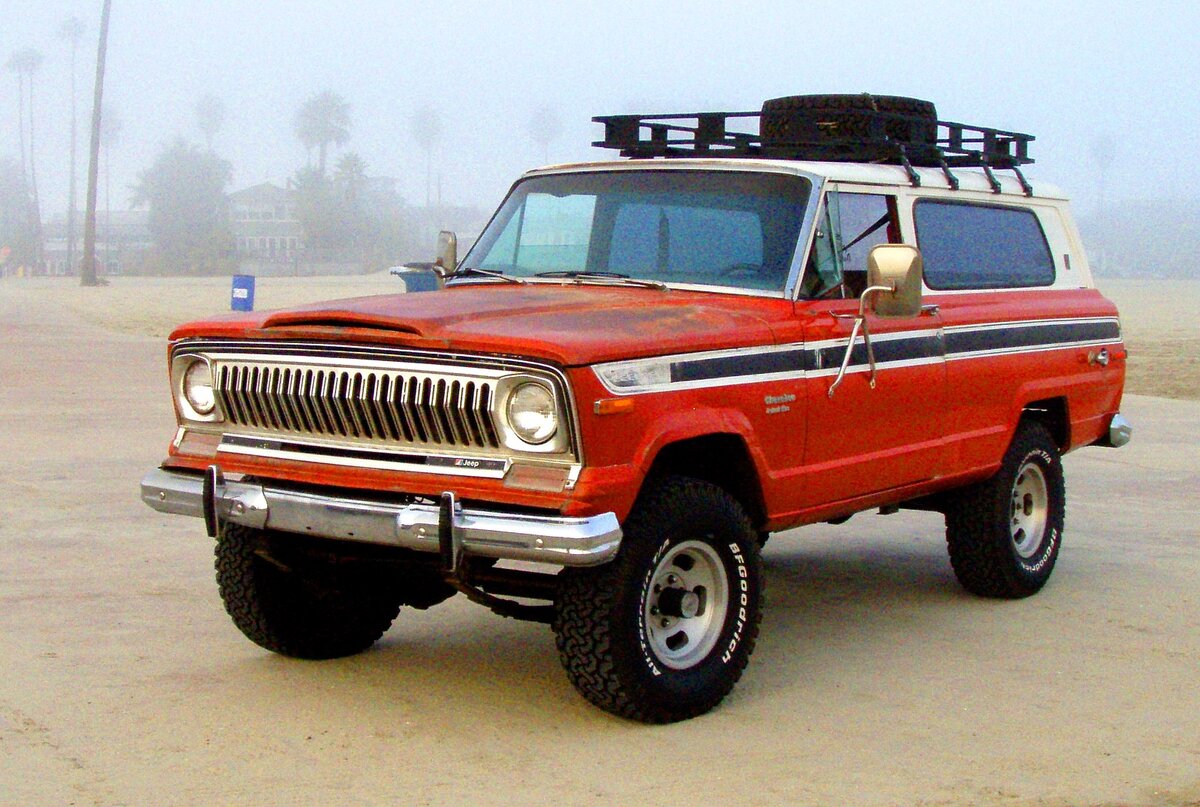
left=261, top=310, right=426, bottom=336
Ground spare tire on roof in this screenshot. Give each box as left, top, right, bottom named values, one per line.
left=760, top=93, right=938, bottom=161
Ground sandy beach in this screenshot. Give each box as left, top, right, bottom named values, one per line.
left=1, top=276, right=1197, bottom=806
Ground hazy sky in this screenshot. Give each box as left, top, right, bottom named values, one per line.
left=3, top=0, right=1198, bottom=225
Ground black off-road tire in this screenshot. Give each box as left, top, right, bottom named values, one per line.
left=761, top=93, right=938, bottom=159
left=945, top=422, right=1066, bottom=598
left=215, top=524, right=405, bottom=659
left=554, top=476, right=764, bottom=723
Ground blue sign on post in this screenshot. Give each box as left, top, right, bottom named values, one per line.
left=231, top=274, right=256, bottom=312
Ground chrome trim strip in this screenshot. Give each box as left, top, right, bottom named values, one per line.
left=140, top=468, right=622, bottom=567
left=217, top=434, right=513, bottom=478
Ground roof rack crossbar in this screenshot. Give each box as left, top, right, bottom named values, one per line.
left=593, top=109, right=1036, bottom=192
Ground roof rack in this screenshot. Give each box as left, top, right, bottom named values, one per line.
left=592, top=106, right=1036, bottom=196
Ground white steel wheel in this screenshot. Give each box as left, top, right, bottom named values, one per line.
left=1010, top=462, right=1049, bottom=559
left=643, top=540, right=730, bottom=670
left=553, top=476, right=764, bottom=723
left=945, top=421, right=1066, bottom=599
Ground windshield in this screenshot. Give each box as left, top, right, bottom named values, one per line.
left=460, top=170, right=811, bottom=293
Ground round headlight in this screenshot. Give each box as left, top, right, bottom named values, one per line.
left=506, top=382, right=557, bottom=444
left=183, top=360, right=216, bottom=415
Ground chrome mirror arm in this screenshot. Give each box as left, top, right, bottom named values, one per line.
left=828, top=284, right=893, bottom=398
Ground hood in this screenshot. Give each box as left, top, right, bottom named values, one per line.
left=169, top=283, right=793, bottom=366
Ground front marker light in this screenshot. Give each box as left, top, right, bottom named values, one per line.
left=183, top=360, right=216, bottom=415
left=506, top=382, right=558, bottom=444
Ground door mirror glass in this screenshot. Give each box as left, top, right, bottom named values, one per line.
left=867, top=244, right=923, bottom=318
left=437, top=230, right=458, bottom=272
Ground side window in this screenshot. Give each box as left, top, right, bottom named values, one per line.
left=801, top=191, right=899, bottom=298
left=914, top=200, right=1055, bottom=290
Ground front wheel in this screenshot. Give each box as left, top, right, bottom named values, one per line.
left=554, top=476, right=764, bottom=723
left=945, top=422, right=1066, bottom=598
left=215, top=524, right=407, bottom=659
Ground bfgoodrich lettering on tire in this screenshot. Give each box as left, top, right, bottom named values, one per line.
left=553, top=476, right=764, bottom=723
left=945, top=421, right=1066, bottom=598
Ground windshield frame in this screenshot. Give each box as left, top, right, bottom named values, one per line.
left=455, top=162, right=822, bottom=299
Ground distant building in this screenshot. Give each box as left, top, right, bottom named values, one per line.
left=229, top=182, right=305, bottom=273
left=42, top=209, right=153, bottom=276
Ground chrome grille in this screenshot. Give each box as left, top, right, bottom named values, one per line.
left=214, top=361, right=501, bottom=450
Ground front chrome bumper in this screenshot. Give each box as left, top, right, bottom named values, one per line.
left=140, top=467, right=621, bottom=567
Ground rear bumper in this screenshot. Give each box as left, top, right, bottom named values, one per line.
left=140, top=467, right=622, bottom=567
left=1097, top=412, right=1133, bottom=448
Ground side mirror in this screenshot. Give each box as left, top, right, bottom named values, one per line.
left=436, top=230, right=458, bottom=272
left=867, top=244, right=923, bottom=318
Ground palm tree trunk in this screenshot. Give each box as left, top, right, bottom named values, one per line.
left=82, top=0, right=112, bottom=287
left=28, top=70, right=44, bottom=269
left=14, top=73, right=27, bottom=184
left=67, top=38, right=79, bottom=276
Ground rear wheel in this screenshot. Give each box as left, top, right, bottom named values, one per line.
left=554, top=476, right=763, bottom=723
left=945, top=422, right=1066, bottom=598
left=215, top=524, right=418, bottom=659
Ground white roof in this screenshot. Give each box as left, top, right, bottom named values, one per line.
left=526, top=157, right=1067, bottom=202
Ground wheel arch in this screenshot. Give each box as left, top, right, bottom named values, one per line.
left=643, top=433, right=768, bottom=530
left=1020, top=396, right=1070, bottom=451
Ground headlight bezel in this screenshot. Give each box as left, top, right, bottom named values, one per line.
left=504, top=381, right=558, bottom=445
left=493, top=374, right=571, bottom=454
left=183, top=360, right=216, bottom=415
left=172, top=354, right=223, bottom=423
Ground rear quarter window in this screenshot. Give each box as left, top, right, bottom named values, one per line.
left=913, top=200, right=1056, bottom=290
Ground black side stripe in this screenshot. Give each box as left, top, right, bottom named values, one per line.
left=811, top=334, right=943, bottom=371
left=944, top=320, right=1120, bottom=356
left=671, top=349, right=807, bottom=383
left=660, top=319, right=1119, bottom=387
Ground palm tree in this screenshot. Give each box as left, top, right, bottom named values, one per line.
left=294, top=91, right=350, bottom=176
left=334, top=152, right=368, bottom=203
left=409, top=105, right=442, bottom=209
left=100, top=106, right=122, bottom=271
left=528, top=105, right=563, bottom=164
left=60, top=17, right=86, bottom=275
left=5, top=52, right=30, bottom=188
left=196, top=94, right=225, bottom=150
left=82, top=0, right=112, bottom=287
left=6, top=48, right=44, bottom=268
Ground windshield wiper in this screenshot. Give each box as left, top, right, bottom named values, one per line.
left=533, top=270, right=668, bottom=290
left=534, top=270, right=627, bottom=279
left=447, top=266, right=526, bottom=284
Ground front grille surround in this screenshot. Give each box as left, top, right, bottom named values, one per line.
left=169, top=342, right=578, bottom=461
left=217, top=362, right=503, bottom=450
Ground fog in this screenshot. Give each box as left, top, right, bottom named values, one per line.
left=3, top=0, right=1199, bottom=237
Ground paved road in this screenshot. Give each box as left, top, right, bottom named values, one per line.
left=1, top=289, right=1197, bottom=806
